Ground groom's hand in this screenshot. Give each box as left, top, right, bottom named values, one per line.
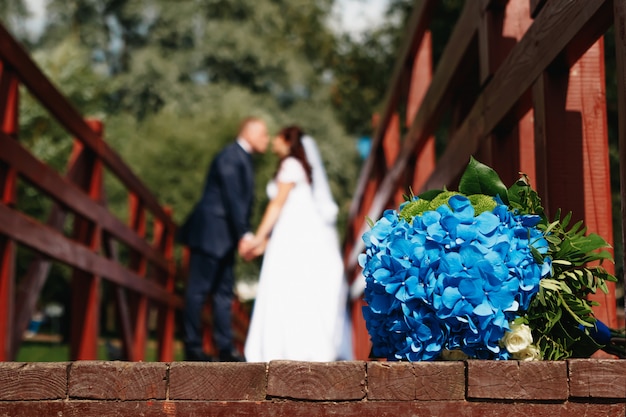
left=238, top=234, right=255, bottom=261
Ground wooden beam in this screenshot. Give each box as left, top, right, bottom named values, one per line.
left=348, top=0, right=437, bottom=221
left=345, top=1, right=483, bottom=275
left=0, top=204, right=183, bottom=309
left=615, top=0, right=626, bottom=323
left=0, top=63, right=18, bottom=360
left=423, top=0, right=612, bottom=190
left=0, top=24, right=174, bottom=230
left=0, top=133, right=169, bottom=271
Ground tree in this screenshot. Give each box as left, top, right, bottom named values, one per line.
left=0, top=0, right=33, bottom=44
left=19, top=0, right=359, bottom=287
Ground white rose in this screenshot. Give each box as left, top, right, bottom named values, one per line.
left=501, top=322, right=533, bottom=353
left=513, top=345, right=541, bottom=361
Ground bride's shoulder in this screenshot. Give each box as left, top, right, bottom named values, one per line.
left=278, top=157, right=306, bottom=182
left=280, top=156, right=304, bottom=170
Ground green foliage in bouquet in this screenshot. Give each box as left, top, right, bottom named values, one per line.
left=398, top=157, right=619, bottom=360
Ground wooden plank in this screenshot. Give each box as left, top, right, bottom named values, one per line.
left=0, top=235, right=15, bottom=361
left=0, top=362, right=68, bottom=400
left=1, top=400, right=625, bottom=417
left=423, top=0, right=612, bottom=191
left=12, top=227, right=63, bottom=359
left=570, top=40, right=616, bottom=327
left=0, top=62, right=18, bottom=135
left=69, top=138, right=102, bottom=360
left=0, top=65, right=17, bottom=361
left=128, top=193, right=148, bottom=361
left=568, top=359, right=626, bottom=398
left=520, top=39, right=617, bottom=332
left=348, top=0, right=437, bottom=220
left=69, top=361, right=167, bottom=400
left=409, top=30, right=436, bottom=200
left=154, top=211, right=177, bottom=362
left=0, top=204, right=183, bottom=308
left=0, top=24, right=174, bottom=228
left=267, top=361, right=366, bottom=401
left=0, top=132, right=169, bottom=271
left=102, top=234, right=135, bottom=362
left=530, top=0, right=548, bottom=18
left=615, top=0, right=626, bottom=318
left=467, top=361, right=568, bottom=400
left=169, top=362, right=267, bottom=401
left=345, top=0, right=483, bottom=276
left=478, top=0, right=533, bottom=186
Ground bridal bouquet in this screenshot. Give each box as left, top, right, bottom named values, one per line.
left=360, top=157, right=623, bottom=361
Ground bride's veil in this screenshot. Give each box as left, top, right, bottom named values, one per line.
left=302, top=135, right=354, bottom=360
left=302, top=135, right=339, bottom=225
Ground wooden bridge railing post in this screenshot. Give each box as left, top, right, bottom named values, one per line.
left=0, top=61, right=18, bottom=361
left=0, top=23, right=185, bottom=361
left=128, top=193, right=149, bottom=361
left=155, top=207, right=176, bottom=362
left=408, top=31, right=435, bottom=195
left=69, top=120, right=104, bottom=360
left=477, top=0, right=534, bottom=187
left=615, top=0, right=626, bottom=322
left=533, top=36, right=616, bottom=328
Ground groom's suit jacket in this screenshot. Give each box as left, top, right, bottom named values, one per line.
left=178, top=142, right=254, bottom=258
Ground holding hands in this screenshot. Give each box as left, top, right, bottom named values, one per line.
left=238, top=234, right=267, bottom=261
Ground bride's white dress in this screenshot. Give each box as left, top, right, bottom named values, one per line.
left=244, top=156, right=349, bottom=362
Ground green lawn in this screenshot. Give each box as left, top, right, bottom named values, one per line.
left=16, top=339, right=185, bottom=362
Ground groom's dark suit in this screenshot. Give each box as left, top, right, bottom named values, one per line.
left=178, top=141, right=254, bottom=360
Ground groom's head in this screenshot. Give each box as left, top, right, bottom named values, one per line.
left=239, top=117, right=269, bottom=154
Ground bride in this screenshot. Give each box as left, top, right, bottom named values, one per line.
left=243, top=125, right=351, bottom=362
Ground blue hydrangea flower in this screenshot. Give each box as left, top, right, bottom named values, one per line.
left=360, top=195, right=551, bottom=361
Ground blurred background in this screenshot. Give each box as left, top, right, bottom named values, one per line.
left=1, top=0, right=621, bottom=359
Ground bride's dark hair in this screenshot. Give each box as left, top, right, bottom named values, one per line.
left=276, top=125, right=312, bottom=183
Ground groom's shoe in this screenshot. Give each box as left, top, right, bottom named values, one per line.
left=184, top=348, right=215, bottom=362
left=219, top=349, right=245, bottom=362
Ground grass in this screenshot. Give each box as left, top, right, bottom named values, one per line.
left=16, top=337, right=186, bottom=362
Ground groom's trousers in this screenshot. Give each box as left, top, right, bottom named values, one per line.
left=183, top=250, right=235, bottom=357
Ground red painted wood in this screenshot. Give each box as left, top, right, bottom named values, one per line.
left=70, top=123, right=104, bottom=360
left=351, top=297, right=370, bottom=360
left=0, top=233, right=14, bottom=362
left=534, top=42, right=617, bottom=329
left=128, top=193, right=148, bottom=361
left=381, top=113, right=404, bottom=206
left=574, top=40, right=616, bottom=327
left=424, top=0, right=612, bottom=191
left=0, top=63, right=17, bottom=361
left=478, top=0, right=534, bottom=186
left=407, top=31, right=435, bottom=194
left=615, top=0, right=626, bottom=327
left=347, top=0, right=437, bottom=223
left=0, top=25, right=187, bottom=361
left=0, top=205, right=182, bottom=307
left=154, top=209, right=176, bottom=362
left=0, top=134, right=169, bottom=270
left=343, top=1, right=484, bottom=280
left=0, top=24, right=174, bottom=231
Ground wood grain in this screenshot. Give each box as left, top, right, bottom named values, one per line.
left=69, top=361, right=167, bottom=400
left=267, top=361, right=366, bottom=401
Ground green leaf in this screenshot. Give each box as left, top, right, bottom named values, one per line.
left=417, top=189, right=444, bottom=201
left=458, top=157, right=509, bottom=204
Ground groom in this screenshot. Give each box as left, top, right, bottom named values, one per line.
left=178, top=117, right=269, bottom=361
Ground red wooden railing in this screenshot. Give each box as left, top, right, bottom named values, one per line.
left=343, top=0, right=625, bottom=360
left=0, top=21, right=252, bottom=362
left=0, top=22, right=184, bottom=361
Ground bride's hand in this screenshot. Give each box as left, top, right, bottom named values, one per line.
left=251, top=237, right=268, bottom=257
